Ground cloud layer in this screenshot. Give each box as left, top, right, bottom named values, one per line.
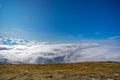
left=0, top=37, right=120, bottom=64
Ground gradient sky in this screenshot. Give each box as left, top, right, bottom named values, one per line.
left=0, top=0, right=120, bottom=42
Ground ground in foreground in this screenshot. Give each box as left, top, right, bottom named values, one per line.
left=0, top=62, right=120, bottom=80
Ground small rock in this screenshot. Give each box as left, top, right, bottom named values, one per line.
left=114, top=73, right=119, bottom=76
left=25, top=70, right=29, bottom=73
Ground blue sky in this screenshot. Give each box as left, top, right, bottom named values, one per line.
left=0, top=0, right=120, bottom=42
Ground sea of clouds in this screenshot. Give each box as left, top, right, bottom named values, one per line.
left=0, top=37, right=120, bottom=64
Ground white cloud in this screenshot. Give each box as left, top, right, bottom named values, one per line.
left=0, top=37, right=120, bottom=64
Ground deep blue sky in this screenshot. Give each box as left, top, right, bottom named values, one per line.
left=0, top=0, right=120, bottom=42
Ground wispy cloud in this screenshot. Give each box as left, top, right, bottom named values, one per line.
left=94, top=32, right=100, bottom=36
left=12, top=28, right=47, bottom=37
left=78, top=34, right=83, bottom=38
left=12, top=28, right=30, bottom=34
left=109, top=36, right=120, bottom=40
left=0, top=4, right=3, bottom=8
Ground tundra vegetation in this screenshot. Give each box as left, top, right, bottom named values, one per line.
left=0, top=62, right=120, bottom=80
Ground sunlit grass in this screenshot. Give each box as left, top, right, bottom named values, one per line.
left=0, top=62, right=120, bottom=80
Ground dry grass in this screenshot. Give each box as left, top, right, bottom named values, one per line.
left=0, top=62, right=120, bottom=80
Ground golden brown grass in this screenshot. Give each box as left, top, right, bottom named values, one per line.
left=0, top=62, right=120, bottom=80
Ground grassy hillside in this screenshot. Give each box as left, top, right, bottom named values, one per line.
left=0, top=62, right=120, bottom=80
